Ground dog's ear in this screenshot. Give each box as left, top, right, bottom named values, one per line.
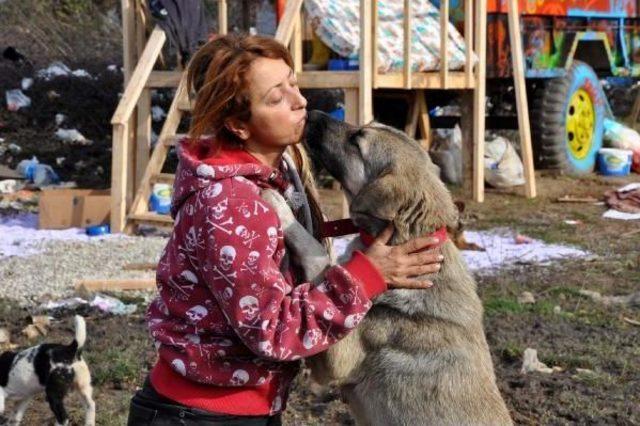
left=350, top=173, right=402, bottom=236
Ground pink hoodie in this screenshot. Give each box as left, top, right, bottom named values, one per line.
left=146, top=138, right=386, bottom=415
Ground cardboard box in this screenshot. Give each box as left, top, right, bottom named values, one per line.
left=38, top=189, right=110, bottom=229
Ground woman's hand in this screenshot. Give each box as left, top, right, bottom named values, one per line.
left=364, top=225, right=443, bottom=289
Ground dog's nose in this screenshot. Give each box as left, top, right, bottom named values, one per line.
left=303, top=110, right=327, bottom=142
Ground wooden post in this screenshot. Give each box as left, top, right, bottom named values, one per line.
left=121, top=0, right=136, bottom=85
left=359, top=0, right=373, bottom=124
left=135, top=1, right=150, bottom=192
left=275, top=0, right=303, bottom=45
left=417, top=90, right=431, bottom=150
left=218, top=0, right=228, bottom=34
left=507, top=0, right=537, bottom=198
left=403, top=0, right=412, bottom=89
left=473, top=0, right=487, bottom=202
left=405, top=92, right=419, bottom=137
left=440, top=0, right=450, bottom=88
left=372, top=1, right=379, bottom=88
left=464, top=0, right=474, bottom=86
left=291, top=12, right=303, bottom=73
left=111, top=123, right=128, bottom=233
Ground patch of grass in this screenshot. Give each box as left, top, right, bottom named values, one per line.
left=87, top=348, right=141, bottom=388
left=500, top=341, right=524, bottom=363
left=484, top=297, right=524, bottom=316
left=573, top=369, right=615, bottom=387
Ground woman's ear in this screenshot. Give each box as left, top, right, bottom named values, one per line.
left=224, top=117, right=251, bottom=141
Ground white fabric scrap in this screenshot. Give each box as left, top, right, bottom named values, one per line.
left=0, top=213, right=123, bottom=259
left=333, top=228, right=590, bottom=275
left=603, top=209, right=640, bottom=220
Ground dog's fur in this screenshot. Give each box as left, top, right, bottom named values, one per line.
left=261, top=110, right=512, bottom=425
left=0, top=315, right=95, bottom=426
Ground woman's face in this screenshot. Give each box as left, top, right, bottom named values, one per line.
left=242, top=57, right=308, bottom=148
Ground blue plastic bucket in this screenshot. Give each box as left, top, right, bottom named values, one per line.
left=597, top=148, right=632, bottom=176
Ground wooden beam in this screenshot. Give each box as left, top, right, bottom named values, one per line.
left=405, top=92, right=419, bottom=137
left=464, top=0, right=474, bottom=86
left=121, top=0, right=136, bottom=85
left=403, top=0, right=412, bottom=89
left=275, top=0, right=303, bottom=45
left=375, top=72, right=470, bottom=88
left=136, top=90, right=151, bottom=191
left=298, top=71, right=359, bottom=88
left=359, top=0, right=373, bottom=124
left=507, top=0, right=537, bottom=198
left=76, top=279, right=156, bottom=292
left=218, top=0, right=228, bottom=34
left=112, top=26, right=166, bottom=125
left=110, top=123, right=128, bottom=233
left=440, top=0, right=450, bottom=88
left=147, top=71, right=181, bottom=88
left=473, top=0, right=487, bottom=202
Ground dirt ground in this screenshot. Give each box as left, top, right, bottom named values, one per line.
left=0, top=173, right=638, bottom=425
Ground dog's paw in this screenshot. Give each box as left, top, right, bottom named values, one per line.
left=260, top=189, right=297, bottom=228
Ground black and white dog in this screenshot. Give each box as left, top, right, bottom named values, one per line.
left=0, top=315, right=95, bottom=425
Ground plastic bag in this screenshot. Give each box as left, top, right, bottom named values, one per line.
left=16, top=156, right=60, bottom=187
left=484, top=135, right=525, bottom=188
left=603, top=118, right=640, bottom=173
left=5, top=89, right=31, bottom=111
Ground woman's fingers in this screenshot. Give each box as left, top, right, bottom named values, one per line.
left=404, top=263, right=441, bottom=277
left=405, top=250, right=444, bottom=266
left=373, top=224, right=394, bottom=245
left=399, top=235, right=441, bottom=254
left=389, top=278, right=434, bottom=289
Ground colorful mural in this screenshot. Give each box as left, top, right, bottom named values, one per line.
left=487, top=0, right=636, bottom=16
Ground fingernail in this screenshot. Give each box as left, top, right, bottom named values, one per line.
left=432, top=238, right=439, bottom=244
left=435, top=263, right=441, bottom=270
left=438, top=255, right=444, bottom=261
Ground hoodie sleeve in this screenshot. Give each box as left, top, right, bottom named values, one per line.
left=195, top=193, right=387, bottom=361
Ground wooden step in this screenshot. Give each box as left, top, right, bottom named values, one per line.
left=177, top=97, right=193, bottom=111
left=162, top=133, right=188, bottom=146
left=150, top=173, right=175, bottom=184
left=129, top=212, right=174, bottom=224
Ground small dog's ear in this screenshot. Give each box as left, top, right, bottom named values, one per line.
left=350, top=173, right=401, bottom=236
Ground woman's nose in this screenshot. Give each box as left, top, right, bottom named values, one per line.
left=289, top=87, right=307, bottom=110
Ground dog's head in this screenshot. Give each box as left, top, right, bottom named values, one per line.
left=303, top=110, right=458, bottom=241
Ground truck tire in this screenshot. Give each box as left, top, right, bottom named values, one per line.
left=530, top=61, right=605, bottom=174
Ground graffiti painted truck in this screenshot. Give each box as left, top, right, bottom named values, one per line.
left=466, top=1, right=638, bottom=174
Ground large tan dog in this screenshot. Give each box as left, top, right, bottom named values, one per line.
left=262, top=110, right=512, bottom=425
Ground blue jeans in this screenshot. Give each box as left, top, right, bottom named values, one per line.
left=127, top=378, right=282, bottom=426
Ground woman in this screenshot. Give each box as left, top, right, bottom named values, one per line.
left=128, top=34, right=443, bottom=425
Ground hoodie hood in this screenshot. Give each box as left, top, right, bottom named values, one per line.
left=171, top=137, right=288, bottom=218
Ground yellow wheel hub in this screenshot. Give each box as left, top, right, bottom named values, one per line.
left=566, top=88, right=595, bottom=160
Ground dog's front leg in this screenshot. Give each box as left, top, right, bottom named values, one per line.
left=261, top=189, right=332, bottom=283
left=8, top=397, right=32, bottom=426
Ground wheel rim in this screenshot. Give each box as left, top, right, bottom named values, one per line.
left=566, top=88, right=595, bottom=160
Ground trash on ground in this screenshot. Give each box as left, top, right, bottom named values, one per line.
left=429, top=125, right=462, bottom=185
left=39, top=297, right=89, bottom=312
left=484, top=135, right=525, bottom=188
left=5, top=89, right=31, bottom=111
left=563, top=220, right=583, bottom=226
left=555, top=195, right=599, bottom=203
left=89, top=293, right=137, bottom=315
left=603, top=118, right=640, bottom=173
left=517, top=291, right=535, bottom=304
left=149, top=183, right=172, bottom=214
left=7, top=143, right=21, bottom=154
left=71, top=69, right=91, bottom=78
left=603, top=182, right=640, bottom=219
left=0, top=164, right=23, bottom=180
left=553, top=305, right=562, bottom=314
left=55, top=113, right=66, bottom=126
left=151, top=105, right=166, bottom=122
left=623, top=316, right=640, bottom=326
left=578, top=289, right=640, bottom=307
left=16, top=156, right=60, bottom=187
left=55, top=128, right=92, bottom=145
left=0, top=179, right=21, bottom=194
left=515, top=234, right=533, bottom=244
left=36, top=61, right=72, bottom=80
left=521, top=348, right=562, bottom=374
left=598, top=148, right=633, bottom=176
left=20, top=78, right=33, bottom=91
left=0, top=327, right=10, bottom=344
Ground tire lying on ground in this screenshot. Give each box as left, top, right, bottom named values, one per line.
left=530, top=61, right=605, bottom=174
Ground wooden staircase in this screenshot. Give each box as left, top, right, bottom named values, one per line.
left=110, top=0, right=304, bottom=233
